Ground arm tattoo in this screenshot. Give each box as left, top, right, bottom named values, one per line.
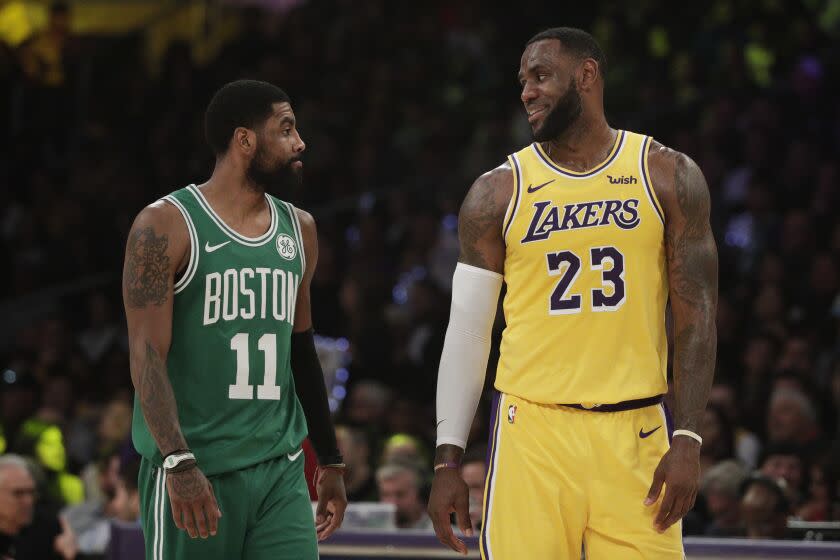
left=666, top=154, right=718, bottom=433
left=137, top=342, right=187, bottom=455
left=458, top=169, right=509, bottom=271
left=125, top=226, right=170, bottom=308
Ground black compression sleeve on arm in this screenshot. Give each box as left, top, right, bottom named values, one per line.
left=290, top=328, right=341, bottom=464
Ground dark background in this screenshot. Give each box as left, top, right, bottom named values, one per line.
left=1, top=0, right=839, bottom=545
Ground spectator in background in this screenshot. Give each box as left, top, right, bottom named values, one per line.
left=380, top=434, right=427, bottom=471
left=766, top=388, right=821, bottom=448
left=0, top=370, right=83, bottom=507
left=110, top=456, right=140, bottom=524
left=460, top=446, right=486, bottom=533
left=62, top=451, right=120, bottom=556
left=759, top=443, right=805, bottom=507
left=335, top=425, right=377, bottom=502
left=0, top=454, right=77, bottom=560
left=708, top=383, right=761, bottom=468
left=376, top=462, right=432, bottom=530
left=343, top=381, right=391, bottom=427
left=740, top=475, right=790, bottom=540
left=797, top=451, right=840, bottom=522
left=698, top=404, right=736, bottom=476
left=700, top=460, right=749, bottom=537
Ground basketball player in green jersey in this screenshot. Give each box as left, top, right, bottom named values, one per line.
left=123, top=80, right=347, bottom=559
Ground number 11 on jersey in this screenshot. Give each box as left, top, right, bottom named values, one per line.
left=229, top=333, right=281, bottom=400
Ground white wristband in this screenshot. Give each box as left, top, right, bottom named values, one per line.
left=672, top=429, right=702, bottom=445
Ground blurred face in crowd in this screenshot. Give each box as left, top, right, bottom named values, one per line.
left=381, top=436, right=425, bottom=468
left=378, top=470, right=425, bottom=528
left=705, top=487, right=741, bottom=529
left=335, top=426, right=369, bottom=472
left=0, top=385, right=37, bottom=425
left=245, top=102, right=306, bottom=192
left=109, top=477, right=140, bottom=523
left=700, top=408, right=724, bottom=454
left=345, top=383, right=389, bottom=424
left=708, top=384, right=737, bottom=422
left=519, top=40, right=583, bottom=141
left=743, top=335, right=775, bottom=376
left=777, top=338, right=812, bottom=375
left=761, top=454, right=803, bottom=492
left=0, top=465, right=36, bottom=534
left=767, top=392, right=814, bottom=444
left=740, top=482, right=788, bottom=539
left=461, top=461, right=487, bottom=530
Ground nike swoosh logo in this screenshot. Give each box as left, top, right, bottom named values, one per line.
left=639, top=426, right=661, bottom=439
left=205, top=241, right=231, bottom=253
left=287, top=449, right=304, bottom=462
left=527, top=180, right=555, bottom=193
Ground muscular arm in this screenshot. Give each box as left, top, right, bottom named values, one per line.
left=123, top=202, right=190, bottom=457
left=649, top=143, right=718, bottom=433
left=434, top=164, right=512, bottom=466
left=456, top=164, right=513, bottom=273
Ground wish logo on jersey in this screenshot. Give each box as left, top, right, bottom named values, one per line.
left=521, top=198, right=641, bottom=243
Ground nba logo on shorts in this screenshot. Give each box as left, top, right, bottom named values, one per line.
left=276, top=234, right=296, bottom=260
left=507, top=404, right=517, bottom=424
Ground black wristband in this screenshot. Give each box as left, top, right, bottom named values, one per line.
left=290, top=329, right=340, bottom=462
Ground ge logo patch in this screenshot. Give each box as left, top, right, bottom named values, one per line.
left=276, top=234, right=296, bottom=260
left=507, top=404, right=517, bottom=424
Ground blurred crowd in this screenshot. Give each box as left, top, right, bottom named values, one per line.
left=1, top=0, right=840, bottom=556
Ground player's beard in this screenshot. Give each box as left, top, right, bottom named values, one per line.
left=533, top=78, right=582, bottom=142
left=246, top=143, right=302, bottom=193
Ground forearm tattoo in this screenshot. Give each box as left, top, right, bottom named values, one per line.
left=139, top=341, right=187, bottom=455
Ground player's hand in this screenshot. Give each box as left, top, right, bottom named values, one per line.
left=645, top=435, right=700, bottom=532
left=166, top=466, right=221, bottom=539
left=428, top=467, right=472, bottom=555
left=315, top=467, right=347, bottom=541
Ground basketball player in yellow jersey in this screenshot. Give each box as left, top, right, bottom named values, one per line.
left=428, top=27, right=718, bottom=559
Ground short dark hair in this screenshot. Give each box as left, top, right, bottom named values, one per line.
left=204, top=80, right=290, bottom=155
left=526, top=27, right=607, bottom=78
left=759, top=442, right=804, bottom=467
left=740, top=474, right=790, bottom=514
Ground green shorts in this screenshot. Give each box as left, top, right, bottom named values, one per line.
left=139, top=452, right=317, bottom=560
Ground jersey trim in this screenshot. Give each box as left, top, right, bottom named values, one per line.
left=639, top=136, right=665, bottom=226
left=501, top=156, right=523, bottom=244
left=283, top=201, right=307, bottom=275
left=531, top=129, right=626, bottom=179
left=163, top=195, right=199, bottom=294
left=187, top=184, right=278, bottom=246
left=153, top=467, right=165, bottom=560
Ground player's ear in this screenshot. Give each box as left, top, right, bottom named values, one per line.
left=578, top=58, right=599, bottom=92
left=233, top=127, right=256, bottom=155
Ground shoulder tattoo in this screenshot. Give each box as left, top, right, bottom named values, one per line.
left=125, top=226, right=170, bottom=308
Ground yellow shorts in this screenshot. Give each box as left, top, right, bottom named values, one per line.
left=480, top=392, right=684, bottom=560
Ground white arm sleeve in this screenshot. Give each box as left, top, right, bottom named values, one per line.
left=436, top=262, right=504, bottom=449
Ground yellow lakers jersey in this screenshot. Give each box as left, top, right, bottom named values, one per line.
left=496, top=130, right=668, bottom=405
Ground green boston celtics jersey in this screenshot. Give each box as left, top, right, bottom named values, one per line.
left=131, top=184, right=309, bottom=476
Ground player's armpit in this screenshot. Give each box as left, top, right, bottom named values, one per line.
left=457, top=164, right=514, bottom=274
left=123, top=203, right=190, bottom=457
